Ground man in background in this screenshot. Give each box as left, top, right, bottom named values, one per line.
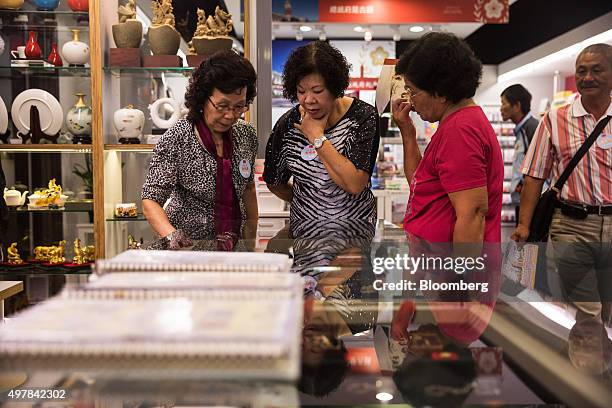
left=512, top=44, right=612, bottom=325
left=500, top=84, right=539, bottom=225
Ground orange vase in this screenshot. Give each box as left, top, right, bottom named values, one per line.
left=25, top=31, right=41, bottom=59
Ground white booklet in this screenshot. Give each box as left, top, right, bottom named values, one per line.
left=95, top=250, right=293, bottom=274
left=0, top=296, right=302, bottom=380
left=67, top=272, right=303, bottom=301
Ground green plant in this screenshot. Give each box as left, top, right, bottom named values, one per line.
left=72, top=155, right=93, bottom=193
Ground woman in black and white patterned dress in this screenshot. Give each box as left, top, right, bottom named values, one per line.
left=142, top=51, right=258, bottom=249
left=264, top=41, right=379, bottom=229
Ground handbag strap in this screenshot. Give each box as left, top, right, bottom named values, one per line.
left=553, top=115, right=611, bottom=191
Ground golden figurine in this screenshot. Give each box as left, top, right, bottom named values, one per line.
left=7, top=243, right=24, bottom=265
left=34, top=240, right=66, bottom=264
left=127, top=234, right=142, bottom=250
left=73, top=239, right=95, bottom=264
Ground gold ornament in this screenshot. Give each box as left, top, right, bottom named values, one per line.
left=7, top=243, right=24, bottom=265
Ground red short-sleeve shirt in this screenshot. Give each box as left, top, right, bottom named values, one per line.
left=404, top=106, right=503, bottom=243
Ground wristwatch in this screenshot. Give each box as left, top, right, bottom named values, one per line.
left=314, top=135, right=327, bottom=149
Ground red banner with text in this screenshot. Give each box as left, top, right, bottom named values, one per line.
left=319, top=0, right=509, bottom=23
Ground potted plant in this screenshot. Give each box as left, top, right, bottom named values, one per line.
left=72, top=156, right=93, bottom=200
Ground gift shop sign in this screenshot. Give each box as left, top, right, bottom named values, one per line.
left=319, top=0, right=509, bottom=23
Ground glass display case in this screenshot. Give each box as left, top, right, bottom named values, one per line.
left=0, top=1, right=98, bottom=305
left=97, top=0, right=249, bottom=258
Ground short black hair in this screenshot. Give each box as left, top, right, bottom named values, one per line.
left=184, top=50, right=257, bottom=122
left=501, top=84, right=532, bottom=115
left=282, top=41, right=351, bottom=103
left=396, top=32, right=482, bottom=103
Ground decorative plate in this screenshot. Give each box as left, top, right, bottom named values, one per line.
left=11, top=89, right=63, bottom=136
left=0, top=96, right=8, bottom=134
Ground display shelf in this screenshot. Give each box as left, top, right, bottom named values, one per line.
left=7, top=201, right=93, bottom=213
left=0, top=9, right=89, bottom=17
left=259, top=210, right=290, bottom=218
left=104, top=144, right=155, bottom=152
left=0, top=144, right=92, bottom=152
left=0, top=264, right=92, bottom=276
left=103, top=67, right=194, bottom=77
left=106, top=215, right=147, bottom=222
left=0, top=66, right=91, bottom=77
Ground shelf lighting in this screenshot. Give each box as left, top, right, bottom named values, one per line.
left=353, top=26, right=365, bottom=32
left=376, top=392, right=394, bottom=402
left=410, top=26, right=424, bottom=33
left=364, top=31, right=372, bottom=42
left=299, top=25, right=312, bottom=32
left=498, top=28, right=612, bottom=83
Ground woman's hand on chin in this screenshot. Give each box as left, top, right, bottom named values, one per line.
left=295, top=107, right=329, bottom=144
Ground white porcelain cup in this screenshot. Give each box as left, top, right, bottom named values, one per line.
left=11, top=46, right=26, bottom=59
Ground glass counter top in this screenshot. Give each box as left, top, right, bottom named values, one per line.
left=0, top=221, right=610, bottom=406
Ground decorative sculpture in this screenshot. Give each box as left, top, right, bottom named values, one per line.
left=7, top=243, right=24, bottom=265
left=34, top=240, right=66, bottom=264
left=113, top=0, right=142, bottom=49
left=127, top=234, right=142, bottom=250
left=117, top=0, right=136, bottom=23
left=148, top=0, right=180, bottom=56
left=73, top=238, right=95, bottom=264
left=191, top=6, right=233, bottom=56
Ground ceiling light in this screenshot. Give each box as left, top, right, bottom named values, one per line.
left=299, top=25, right=312, bottom=32
left=497, top=28, right=612, bottom=83
left=410, top=26, right=424, bottom=33
left=364, top=31, right=372, bottom=41
left=354, top=26, right=365, bottom=32
left=376, top=392, right=394, bottom=402
left=392, top=29, right=401, bottom=42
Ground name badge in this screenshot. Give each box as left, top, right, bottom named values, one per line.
left=301, top=144, right=317, bottom=161
left=596, top=133, right=612, bottom=150
left=239, top=159, right=251, bottom=178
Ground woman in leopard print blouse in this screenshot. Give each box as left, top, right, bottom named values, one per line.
left=142, top=51, right=258, bottom=248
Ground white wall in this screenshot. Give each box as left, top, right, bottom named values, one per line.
left=475, top=65, right=555, bottom=116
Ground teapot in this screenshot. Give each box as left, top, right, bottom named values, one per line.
left=4, top=187, right=28, bottom=206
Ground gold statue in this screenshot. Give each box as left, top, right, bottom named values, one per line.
left=127, top=234, right=142, bottom=250
left=152, top=0, right=175, bottom=27
left=193, top=8, right=207, bottom=37
left=34, top=240, right=66, bottom=264
left=7, top=243, right=24, bottom=265
left=73, top=239, right=95, bottom=264
left=118, top=0, right=137, bottom=23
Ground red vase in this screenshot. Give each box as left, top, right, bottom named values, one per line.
left=67, top=0, right=88, bottom=12
left=25, top=31, right=41, bottom=59
left=47, top=42, right=63, bottom=67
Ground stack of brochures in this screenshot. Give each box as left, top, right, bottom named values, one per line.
left=0, top=251, right=302, bottom=380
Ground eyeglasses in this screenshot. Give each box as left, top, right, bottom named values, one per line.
left=208, top=97, right=249, bottom=115
left=405, top=86, right=424, bottom=99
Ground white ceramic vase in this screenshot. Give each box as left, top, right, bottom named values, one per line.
left=62, top=29, right=90, bottom=66
left=65, top=93, right=92, bottom=136
left=113, top=105, right=145, bottom=142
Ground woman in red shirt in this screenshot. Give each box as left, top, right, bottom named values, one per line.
left=392, top=32, right=503, bottom=245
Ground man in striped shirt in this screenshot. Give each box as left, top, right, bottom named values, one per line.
left=512, top=43, right=612, bottom=324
